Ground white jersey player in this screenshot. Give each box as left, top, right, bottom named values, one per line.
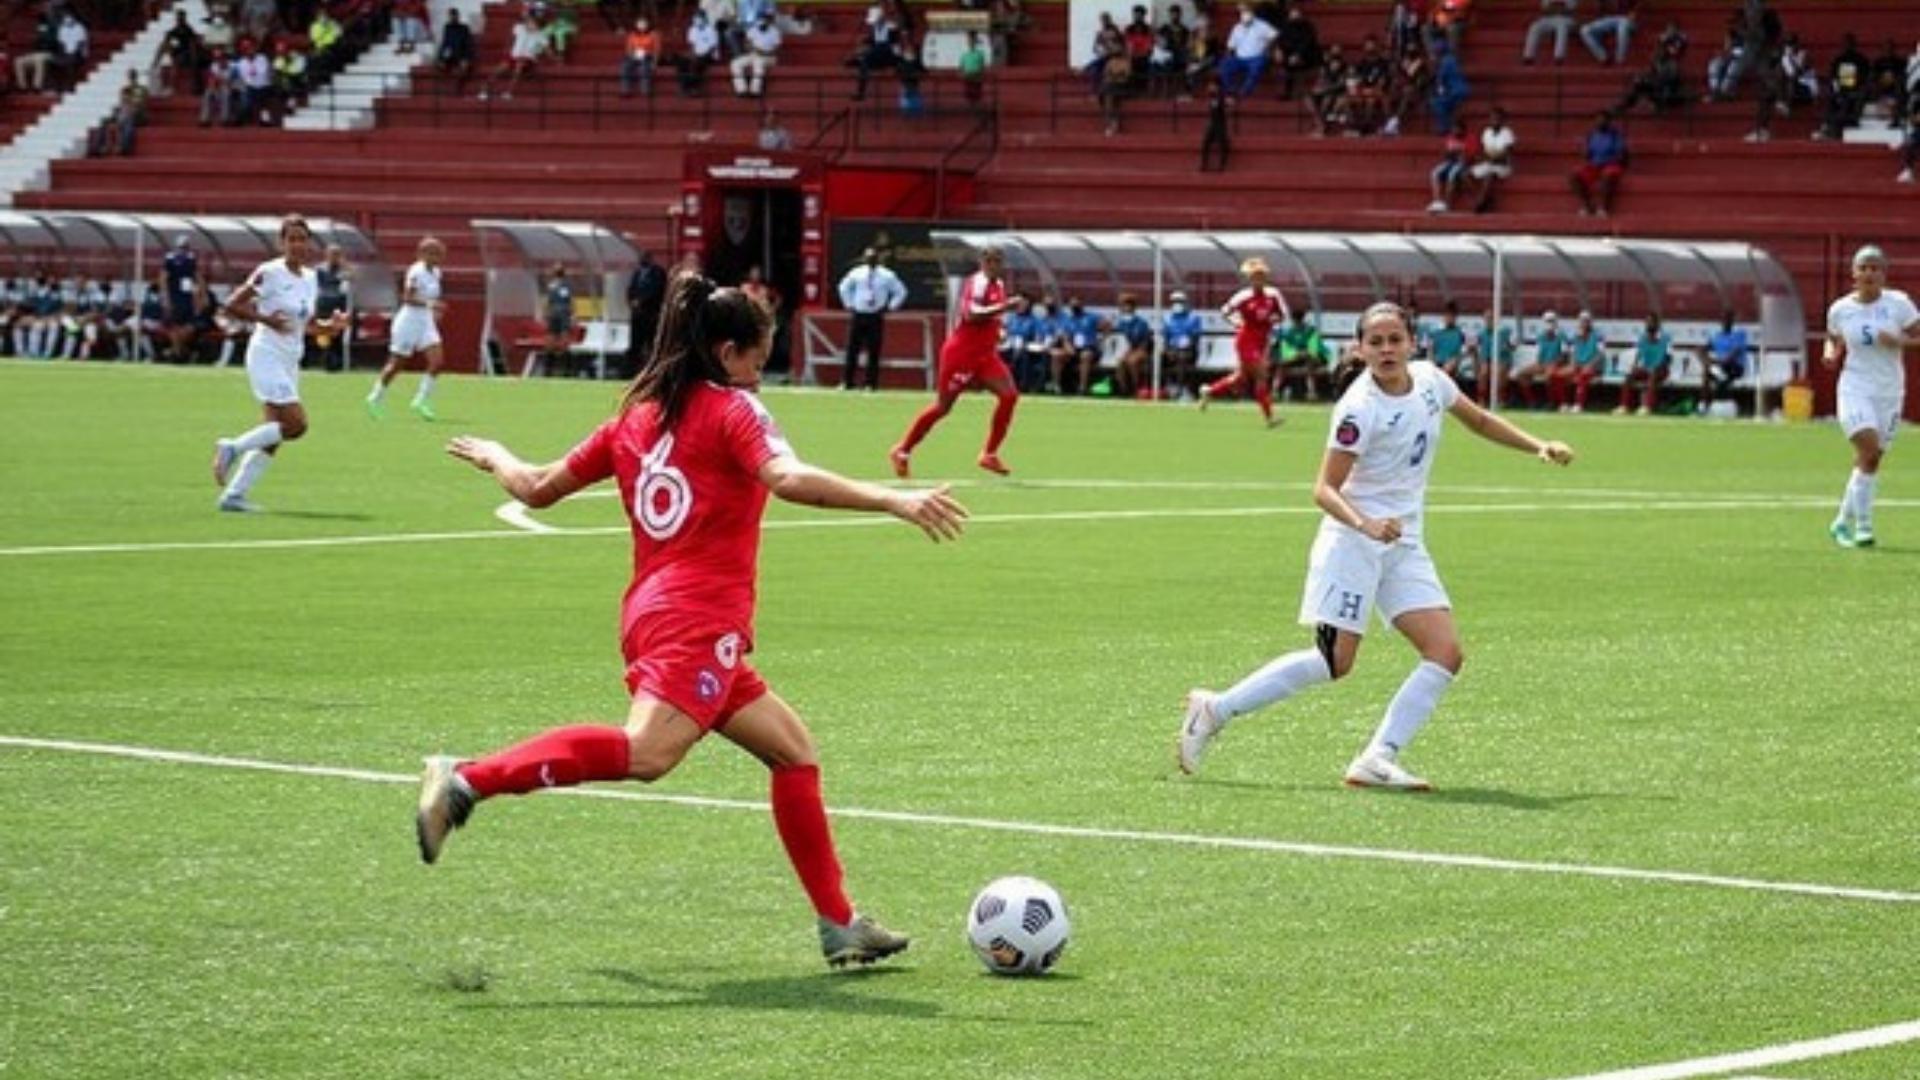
left=368, top=236, right=449, bottom=421
left=209, top=214, right=349, bottom=513
left=1823, top=245, right=1920, bottom=548
left=1177, top=302, right=1574, bottom=790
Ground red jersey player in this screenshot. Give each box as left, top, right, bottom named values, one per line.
left=890, top=245, right=1019, bottom=478
left=1200, top=257, right=1290, bottom=427
left=416, top=271, right=968, bottom=968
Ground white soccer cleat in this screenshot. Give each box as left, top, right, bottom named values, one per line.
left=216, top=495, right=262, bottom=513
left=1177, top=690, right=1224, bottom=775
left=1343, top=749, right=1432, bottom=792
left=416, top=755, right=476, bottom=865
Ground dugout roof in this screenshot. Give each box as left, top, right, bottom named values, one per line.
left=0, top=210, right=395, bottom=307
left=470, top=220, right=640, bottom=277
left=929, top=230, right=1804, bottom=341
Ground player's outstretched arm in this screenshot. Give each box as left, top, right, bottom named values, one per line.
left=758, top=456, right=968, bottom=542
left=447, top=436, right=587, bottom=508
left=1447, top=396, right=1574, bottom=465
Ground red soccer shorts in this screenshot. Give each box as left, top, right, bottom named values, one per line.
left=1574, top=162, right=1624, bottom=189
left=937, top=340, right=1013, bottom=395
left=622, top=614, right=767, bottom=730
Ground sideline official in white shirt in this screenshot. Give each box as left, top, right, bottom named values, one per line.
left=837, top=247, right=907, bottom=390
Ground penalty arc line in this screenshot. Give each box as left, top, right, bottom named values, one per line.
left=1, top=735, right=1917, bottom=907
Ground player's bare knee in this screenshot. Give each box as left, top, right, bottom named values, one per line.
left=1426, top=642, right=1464, bottom=674
left=280, top=415, right=309, bottom=440
left=626, top=745, right=682, bottom=783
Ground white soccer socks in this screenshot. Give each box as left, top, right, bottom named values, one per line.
left=1365, top=660, right=1455, bottom=758
left=411, top=374, right=436, bottom=406
left=229, top=421, right=284, bottom=455
left=1215, top=649, right=1333, bottom=723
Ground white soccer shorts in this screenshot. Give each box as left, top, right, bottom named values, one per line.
left=245, top=347, right=301, bottom=405
left=1297, top=520, right=1451, bottom=635
left=389, top=307, right=442, bottom=355
left=1836, top=387, right=1901, bottom=447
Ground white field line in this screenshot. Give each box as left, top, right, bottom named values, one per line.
left=2, top=734, right=1917, bottom=907
left=1551, top=1019, right=1920, bottom=1080
left=7, top=496, right=1914, bottom=558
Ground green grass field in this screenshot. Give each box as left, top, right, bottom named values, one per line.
left=2, top=360, right=1916, bottom=1080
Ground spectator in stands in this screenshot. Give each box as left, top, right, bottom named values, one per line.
left=618, top=15, right=658, bottom=96
left=1703, top=19, right=1746, bottom=101
left=1430, top=0, right=1473, bottom=53
left=1813, top=34, right=1869, bottom=139
left=1558, top=311, right=1606, bottom=411
left=541, top=264, right=575, bottom=372
left=1869, top=38, right=1905, bottom=114
left=895, top=42, right=926, bottom=116
left=1343, top=35, right=1389, bottom=134
left=1428, top=39, right=1467, bottom=134
left=1383, top=36, right=1430, bottom=136
left=1699, top=311, right=1747, bottom=413
left=1616, top=312, right=1670, bottom=414
left=305, top=8, right=340, bottom=78
left=271, top=38, right=308, bottom=113
left=435, top=9, right=474, bottom=93
left=1079, top=12, right=1122, bottom=93
left=1464, top=105, right=1514, bottom=213
left=1577, top=0, right=1634, bottom=65
left=731, top=13, right=779, bottom=98
left=1160, top=290, right=1202, bottom=398
left=679, top=10, right=720, bottom=95
left=540, top=0, right=581, bottom=63
left=481, top=11, right=547, bottom=99
left=1614, top=23, right=1687, bottom=114
left=836, top=247, right=906, bottom=391
left=1307, top=44, right=1346, bottom=135
left=51, top=10, right=87, bottom=92
left=233, top=36, right=272, bottom=124
left=1386, top=0, right=1418, bottom=58
left=847, top=6, right=897, bottom=100
left=1746, top=32, right=1809, bottom=141
left=1273, top=4, right=1318, bottom=98
left=13, top=13, right=56, bottom=94
left=1123, top=5, right=1154, bottom=85
left=1272, top=309, right=1331, bottom=401
left=1149, top=6, right=1190, bottom=96
left=392, top=0, right=431, bottom=54
left=1899, top=117, right=1918, bottom=184
left=1425, top=118, right=1469, bottom=212
left=1903, top=37, right=1920, bottom=125
left=197, top=45, right=231, bottom=124
left=1522, top=0, right=1577, bottom=65
left=1199, top=77, right=1230, bottom=169
left=157, top=10, right=203, bottom=94
left=959, top=30, right=987, bottom=107
left=1109, top=294, right=1154, bottom=398
left=88, top=67, right=146, bottom=156
left=756, top=109, right=792, bottom=149
left=1218, top=5, right=1275, bottom=99
left=1568, top=109, right=1625, bottom=217
left=702, top=0, right=739, bottom=56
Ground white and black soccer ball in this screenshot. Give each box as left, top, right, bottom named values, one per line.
left=966, top=876, right=1070, bottom=976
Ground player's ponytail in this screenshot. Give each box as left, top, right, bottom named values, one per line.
left=621, top=269, right=772, bottom=429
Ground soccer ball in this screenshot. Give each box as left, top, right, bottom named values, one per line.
left=966, top=876, right=1070, bottom=976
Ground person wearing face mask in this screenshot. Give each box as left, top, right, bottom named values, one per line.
left=1161, top=292, right=1204, bottom=399
left=1218, top=4, right=1276, bottom=98
left=1053, top=296, right=1106, bottom=395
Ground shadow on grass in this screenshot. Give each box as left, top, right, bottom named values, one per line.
left=266, top=508, right=379, bottom=522
left=450, top=965, right=1094, bottom=1026
left=1170, top=774, right=1665, bottom=812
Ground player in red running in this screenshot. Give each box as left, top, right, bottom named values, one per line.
left=415, top=270, right=969, bottom=968
left=1201, top=257, right=1290, bottom=427
left=890, top=245, right=1019, bottom=478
